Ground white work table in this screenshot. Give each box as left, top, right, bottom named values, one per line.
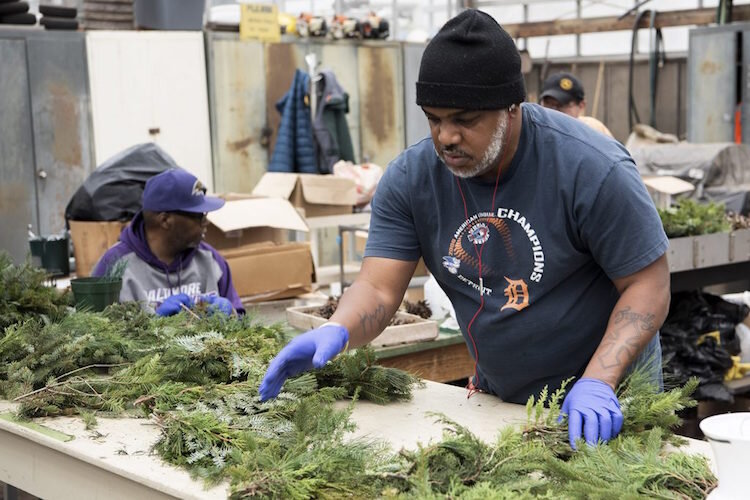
left=0, top=381, right=713, bottom=500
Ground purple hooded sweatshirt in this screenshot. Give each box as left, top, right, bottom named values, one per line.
left=91, top=212, right=244, bottom=314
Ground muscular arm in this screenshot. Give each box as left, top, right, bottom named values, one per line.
left=330, top=256, right=418, bottom=348
left=582, top=253, right=670, bottom=388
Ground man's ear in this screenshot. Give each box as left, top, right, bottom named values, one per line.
left=158, top=212, right=172, bottom=229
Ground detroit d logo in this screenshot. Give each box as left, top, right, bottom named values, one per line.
left=191, top=180, right=207, bottom=196
left=501, top=277, right=529, bottom=311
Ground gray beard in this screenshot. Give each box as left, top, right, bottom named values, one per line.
left=439, top=111, right=509, bottom=179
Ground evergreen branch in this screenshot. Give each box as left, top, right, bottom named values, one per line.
left=0, top=258, right=717, bottom=499
left=13, top=364, right=125, bottom=401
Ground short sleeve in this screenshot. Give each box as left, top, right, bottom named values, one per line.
left=578, top=159, right=668, bottom=279
left=364, top=160, right=422, bottom=261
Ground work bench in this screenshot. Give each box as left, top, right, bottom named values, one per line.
left=4, top=383, right=505, bottom=500
left=0, top=382, right=549, bottom=499
left=374, top=329, right=473, bottom=383
left=0, top=381, right=713, bottom=500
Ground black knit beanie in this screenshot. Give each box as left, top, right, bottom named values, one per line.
left=416, top=9, right=526, bottom=110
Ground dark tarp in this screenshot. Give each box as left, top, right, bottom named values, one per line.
left=65, top=143, right=180, bottom=223
left=626, top=133, right=750, bottom=214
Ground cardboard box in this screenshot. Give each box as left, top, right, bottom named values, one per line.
left=69, top=220, right=130, bottom=277
left=251, top=172, right=357, bottom=218
left=222, top=242, right=315, bottom=302
left=286, top=306, right=438, bottom=347
left=205, top=197, right=309, bottom=250
left=205, top=197, right=315, bottom=301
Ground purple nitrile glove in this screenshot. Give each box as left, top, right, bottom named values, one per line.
left=201, top=294, right=233, bottom=316
left=155, top=293, right=194, bottom=317
left=559, top=377, right=623, bottom=449
left=258, top=323, right=349, bottom=401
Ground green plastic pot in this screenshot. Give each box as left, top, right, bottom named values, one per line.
left=70, top=277, right=122, bottom=312
left=29, top=236, right=70, bottom=276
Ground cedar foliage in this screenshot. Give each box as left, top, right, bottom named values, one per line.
left=0, top=258, right=716, bottom=499
left=0, top=253, right=70, bottom=331
left=658, top=199, right=731, bottom=238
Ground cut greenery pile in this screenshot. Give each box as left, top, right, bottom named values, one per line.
left=658, top=199, right=732, bottom=238
left=0, top=255, right=716, bottom=498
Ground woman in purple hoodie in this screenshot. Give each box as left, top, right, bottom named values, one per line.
left=92, top=169, right=244, bottom=317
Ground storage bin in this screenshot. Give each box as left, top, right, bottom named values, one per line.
left=134, top=0, right=205, bottom=30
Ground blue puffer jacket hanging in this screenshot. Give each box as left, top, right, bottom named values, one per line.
left=268, top=69, right=317, bottom=173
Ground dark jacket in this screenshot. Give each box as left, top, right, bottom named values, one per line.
left=268, top=69, right=317, bottom=174
left=313, top=70, right=355, bottom=173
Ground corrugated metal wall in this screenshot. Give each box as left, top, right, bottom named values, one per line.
left=206, top=34, right=268, bottom=193
left=0, top=29, right=94, bottom=264
left=526, top=57, right=687, bottom=144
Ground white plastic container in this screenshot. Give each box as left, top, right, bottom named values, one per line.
left=700, top=412, right=750, bottom=499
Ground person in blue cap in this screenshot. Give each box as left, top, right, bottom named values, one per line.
left=92, top=168, right=243, bottom=317
left=258, top=9, right=670, bottom=451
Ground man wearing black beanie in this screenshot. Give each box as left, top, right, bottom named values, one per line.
left=260, top=10, right=670, bottom=452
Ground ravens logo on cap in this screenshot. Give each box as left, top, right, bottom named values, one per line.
left=191, top=180, right=207, bottom=196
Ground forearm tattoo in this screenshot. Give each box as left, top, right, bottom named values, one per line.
left=358, top=302, right=389, bottom=339
left=597, top=306, right=656, bottom=371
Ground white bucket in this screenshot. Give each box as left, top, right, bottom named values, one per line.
left=700, top=412, right=750, bottom=499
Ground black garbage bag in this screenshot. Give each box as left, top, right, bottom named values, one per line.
left=661, top=291, right=748, bottom=402
left=65, top=143, right=180, bottom=223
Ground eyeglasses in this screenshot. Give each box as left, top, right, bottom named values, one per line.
left=172, top=210, right=207, bottom=221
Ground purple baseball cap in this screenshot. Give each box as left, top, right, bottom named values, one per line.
left=142, top=169, right=225, bottom=213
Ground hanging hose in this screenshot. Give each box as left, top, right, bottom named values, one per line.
left=628, top=9, right=650, bottom=133
left=648, top=10, right=665, bottom=128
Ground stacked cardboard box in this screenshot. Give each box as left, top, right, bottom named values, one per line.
left=205, top=196, right=315, bottom=302
left=252, top=173, right=357, bottom=218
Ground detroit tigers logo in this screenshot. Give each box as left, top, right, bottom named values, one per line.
left=501, top=277, right=529, bottom=311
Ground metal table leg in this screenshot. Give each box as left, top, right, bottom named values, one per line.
left=3, top=483, right=20, bottom=500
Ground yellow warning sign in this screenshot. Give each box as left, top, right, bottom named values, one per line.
left=240, top=4, right=280, bottom=43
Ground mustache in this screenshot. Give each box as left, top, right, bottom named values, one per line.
left=440, top=146, right=470, bottom=157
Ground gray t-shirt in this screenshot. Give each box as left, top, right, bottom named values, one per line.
left=365, top=103, right=668, bottom=403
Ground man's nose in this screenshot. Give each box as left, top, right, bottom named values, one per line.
left=438, top=122, right=461, bottom=147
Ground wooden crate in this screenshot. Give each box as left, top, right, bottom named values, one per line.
left=286, top=306, right=438, bottom=347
